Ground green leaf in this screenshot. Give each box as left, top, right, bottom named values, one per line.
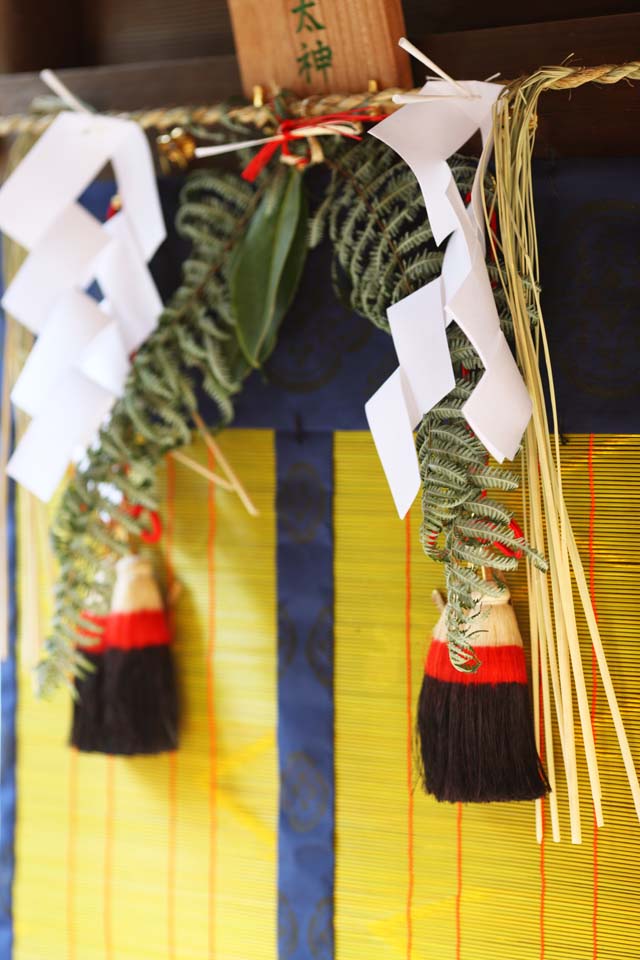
left=230, top=168, right=307, bottom=368
left=261, top=185, right=309, bottom=363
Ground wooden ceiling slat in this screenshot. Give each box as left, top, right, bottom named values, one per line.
left=419, top=12, right=640, bottom=79
left=404, top=0, right=639, bottom=36
left=0, top=13, right=636, bottom=155
left=0, top=55, right=242, bottom=116
left=418, top=12, right=640, bottom=156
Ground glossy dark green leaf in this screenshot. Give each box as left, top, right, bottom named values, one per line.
left=230, top=168, right=307, bottom=368
left=260, top=185, right=309, bottom=363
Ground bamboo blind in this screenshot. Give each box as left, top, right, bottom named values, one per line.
left=335, top=432, right=640, bottom=960
left=11, top=430, right=640, bottom=959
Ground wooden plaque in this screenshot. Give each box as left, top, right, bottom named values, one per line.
left=225, top=0, right=412, bottom=96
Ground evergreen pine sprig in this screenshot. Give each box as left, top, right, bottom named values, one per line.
left=37, top=170, right=264, bottom=696
left=312, top=138, right=477, bottom=329
left=34, top=125, right=545, bottom=693
left=416, top=351, right=546, bottom=667
left=316, top=137, right=546, bottom=668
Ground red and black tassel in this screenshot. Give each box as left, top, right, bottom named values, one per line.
left=417, top=588, right=549, bottom=803
left=71, top=555, right=178, bottom=756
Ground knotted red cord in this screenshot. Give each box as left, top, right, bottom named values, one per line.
left=495, top=518, right=524, bottom=560
left=241, top=111, right=388, bottom=182
left=464, top=189, right=498, bottom=250
left=472, top=515, right=525, bottom=559
left=122, top=500, right=163, bottom=544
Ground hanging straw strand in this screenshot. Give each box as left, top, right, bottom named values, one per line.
left=487, top=63, right=640, bottom=839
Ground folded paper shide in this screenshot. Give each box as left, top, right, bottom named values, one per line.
left=365, top=65, right=532, bottom=518
left=0, top=40, right=637, bottom=851
left=0, top=108, right=165, bottom=501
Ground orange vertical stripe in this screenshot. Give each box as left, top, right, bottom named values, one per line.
left=405, top=511, right=414, bottom=960
left=66, top=747, right=78, bottom=960
left=207, top=448, right=217, bottom=959
left=168, top=752, right=178, bottom=960
left=456, top=802, right=463, bottom=960
left=165, top=456, right=178, bottom=960
left=539, top=800, right=546, bottom=960
left=539, top=673, right=546, bottom=960
left=165, top=455, right=176, bottom=610
left=104, top=756, right=115, bottom=960
left=588, top=433, right=599, bottom=960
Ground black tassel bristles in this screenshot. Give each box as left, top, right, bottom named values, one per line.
left=417, top=595, right=549, bottom=803
left=102, top=646, right=177, bottom=755
left=70, top=650, right=107, bottom=753
left=70, top=556, right=178, bottom=756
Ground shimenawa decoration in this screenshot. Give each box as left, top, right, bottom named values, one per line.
left=0, top=48, right=638, bottom=833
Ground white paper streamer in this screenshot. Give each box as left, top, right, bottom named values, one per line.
left=365, top=368, right=421, bottom=519
left=1, top=203, right=109, bottom=335
left=0, top=110, right=166, bottom=501
left=7, top=374, right=115, bottom=503
left=388, top=278, right=454, bottom=419
left=78, top=321, right=129, bottom=397
left=11, top=291, right=110, bottom=418
left=366, top=75, right=532, bottom=517
left=0, top=112, right=164, bottom=258
left=95, top=212, right=163, bottom=353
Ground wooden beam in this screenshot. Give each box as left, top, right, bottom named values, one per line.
left=0, top=56, right=242, bottom=116
left=419, top=12, right=640, bottom=79
left=225, top=0, right=412, bottom=97
left=0, top=13, right=636, bottom=156
left=81, top=0, right=236, bottom=66
left=418, top=13, right=640, bottom=156
left=404, top=0, right=639, bottom=36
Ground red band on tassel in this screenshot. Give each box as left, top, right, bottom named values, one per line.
left=77, top=610, right=170, bottom=653
left=77, top=612, right=107, bottom=635
left=425, top=639, right=528, bottom=685
left=105, top=610, right=171, bottom=650
left=77, top=613, right=109, bottom=652
left=492, top=518, right=524, bottom=559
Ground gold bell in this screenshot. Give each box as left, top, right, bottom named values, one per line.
left=156, top=126, right=197, bottom=173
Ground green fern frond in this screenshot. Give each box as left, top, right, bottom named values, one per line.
left=318, top=135, right=543, bottom=667
left=318, top=138, right=478, bottom=330
left=39, top=165, right=272, bottom=695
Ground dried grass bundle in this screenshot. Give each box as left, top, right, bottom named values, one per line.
left=486, top=62, right=640, bottom=842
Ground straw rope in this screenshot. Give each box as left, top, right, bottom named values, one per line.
left=533, top=61, right=640, bottom=89
left=0, top=60, right=637, bottom=139
left=0, top=88, right=406, bottom=138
